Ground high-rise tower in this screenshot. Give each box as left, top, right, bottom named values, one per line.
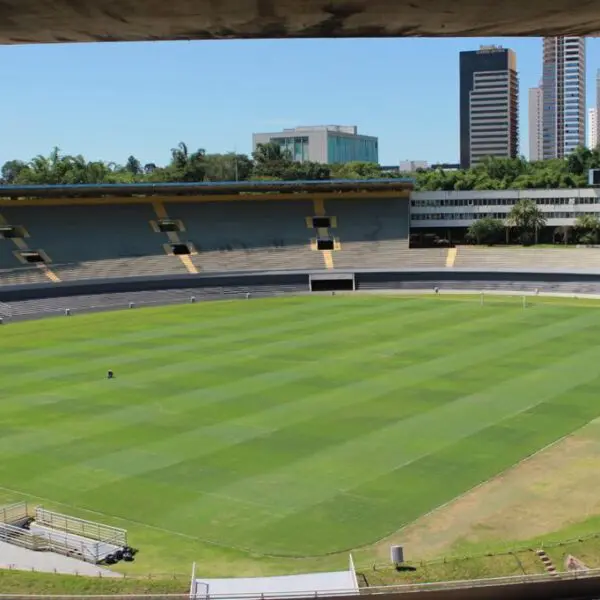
left=528, top=85, right=543, bottom=161
left=459, top=46, right=519, bottom=169
left=542, top=37, right=586, bottom=159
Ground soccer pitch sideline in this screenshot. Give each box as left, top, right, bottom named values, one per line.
left=1, top=293, right=600, bottom=577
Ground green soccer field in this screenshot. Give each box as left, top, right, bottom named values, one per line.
left=2, top=294, right=600, bottom=576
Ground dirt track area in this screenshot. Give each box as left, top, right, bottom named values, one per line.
left=370, top=419, right=600, bottom=561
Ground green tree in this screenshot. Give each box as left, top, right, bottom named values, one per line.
left=204, top=153, right=253, bottom=182
left=507, top=199, right=547, bottom=245
left=1, top=160, right=28, bottom=184
left=251, top=142, right=293, bottom=179
left=465, top=217, right=505, bottom=245
left=329, top=161, right=382, bottom=179
left=574, top=214, right=600, bottom=245
left=125, top=155, right=142, bottom=176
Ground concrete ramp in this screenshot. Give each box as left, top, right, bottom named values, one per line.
left=190, top=557, right=359, bottom=600
left=0, top=541, right=121, bottom=577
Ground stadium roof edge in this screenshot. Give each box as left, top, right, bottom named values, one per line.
left=0, top=178, right=413, bottom=190
left=0, top=179, right=414, bottom=199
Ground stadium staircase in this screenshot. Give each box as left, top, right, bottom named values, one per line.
left=536, top=549, right=559, bottom=576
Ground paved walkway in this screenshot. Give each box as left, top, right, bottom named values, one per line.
left=0, top=541, right=122, bottom=577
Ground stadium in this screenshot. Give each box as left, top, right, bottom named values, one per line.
left=2, top=179, right=600, bottom=600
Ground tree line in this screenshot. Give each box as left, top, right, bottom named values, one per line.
left=467, top=200, right=600, bottom=246
left=3, top=143, right=600, bottom=190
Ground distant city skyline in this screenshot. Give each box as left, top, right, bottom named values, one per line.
left=1, top=37, right=600, bottom=168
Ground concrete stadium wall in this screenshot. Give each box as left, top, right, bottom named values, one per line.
left=3, top=574, right=600, bottom=600
left=0, top=272, right=309, bottom=303
left=3, top=269, right=600, bottom=304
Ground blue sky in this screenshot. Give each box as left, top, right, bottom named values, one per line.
left=1, top=37, right=598, bottom=167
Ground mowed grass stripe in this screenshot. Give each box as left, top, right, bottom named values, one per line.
left=151, top=309, right=600, bottom=552
left=1, top=299, right=544, bottom=463
left=2, top=297, right=600, bottom=565
left=1, top=296, right=376, bottom=363
left=1, top=296, right=414, bottom=380
left=0, top=299, right=506, bottom=491
left=0, top=297, right=458, bottom=426
left=14, top=304, right=590, bottom=547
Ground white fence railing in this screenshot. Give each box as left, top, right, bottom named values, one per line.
left=0, top=501, right=28, bottom=525
left=35, top=507, right=127, bottom=547
left=0, top=504, right=127, bottom=564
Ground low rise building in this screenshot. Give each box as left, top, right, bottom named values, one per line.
left=410, top=188, right=600, bottom=238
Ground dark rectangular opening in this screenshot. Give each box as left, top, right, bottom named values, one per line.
left=0, top=225, right=24, bottom=239
left=317, top=238, right=335, bottom=251
left=312, top=216, right=331, bottom=229
left=171, top=243, right=191, bottom=255
left=311, top=278, right=353, bottom=292
left=21, top=251, right=45, bottom=264
left=158, top=219, right=181, bottom=233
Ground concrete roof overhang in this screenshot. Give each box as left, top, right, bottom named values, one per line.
left=2, top=0, right=600, bottom=45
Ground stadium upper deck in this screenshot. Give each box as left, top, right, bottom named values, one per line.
left=0, top=179, right=414, bottom=204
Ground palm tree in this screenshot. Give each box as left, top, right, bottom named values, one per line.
left=170, top=142, right=189, bottom=170
left=574, top=214, right=600, bottom=245
left=506, top=199, right=547, bottom=245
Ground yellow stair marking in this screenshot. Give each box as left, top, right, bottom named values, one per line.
left=38, top=264, right=61, bottom=282
left=152, top=202, right=197, bottom=274
left=446, top=247, right=458, bottom=268
left=313, top=198, right=325, bottom=216
left=179, top=255, right=198, bottom=274
left=0, top=211, right=60, bottom=282
left=12, top=237, right=28, bottom=251
left=312, top=199, right=334, bottom=270
left=152, top=202, right=168, bottom=220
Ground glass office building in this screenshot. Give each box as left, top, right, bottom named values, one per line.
left=253, top=126, right=379, bottom=164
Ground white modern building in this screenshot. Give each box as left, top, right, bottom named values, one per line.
left=410, top=188, right=600, bottom=229
left=528, top=86, right=543, bottom=160
left=588, top=108, right=598, bottom=149
left=252, top=125, right=378, bottom=165
left=542, top=37, right=586, bottom=159
left=399, top=160, right=429, bottom=172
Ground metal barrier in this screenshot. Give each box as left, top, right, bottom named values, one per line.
left=0, top=300, right=12, bottom=318
left=34, top=507, right=127, bottom=548
left=0, top=523, right=45, bottom=551
left=0, top=502, right=29, bottom=525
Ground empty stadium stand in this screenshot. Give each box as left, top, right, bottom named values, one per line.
left=170, top=201, right=326, bottom=272
left=5, top=198, right=600, bottom=286
left=0, top=204, right=187, bottom=280
left=320, top=198, right=447, bottom=269
left=454, top=246, right=600, bottom=271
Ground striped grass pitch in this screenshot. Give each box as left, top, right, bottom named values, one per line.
left=1, top=294, right=600, bottom=573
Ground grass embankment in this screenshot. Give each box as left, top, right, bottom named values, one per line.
left=0, top=570, right=188, bottom=594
